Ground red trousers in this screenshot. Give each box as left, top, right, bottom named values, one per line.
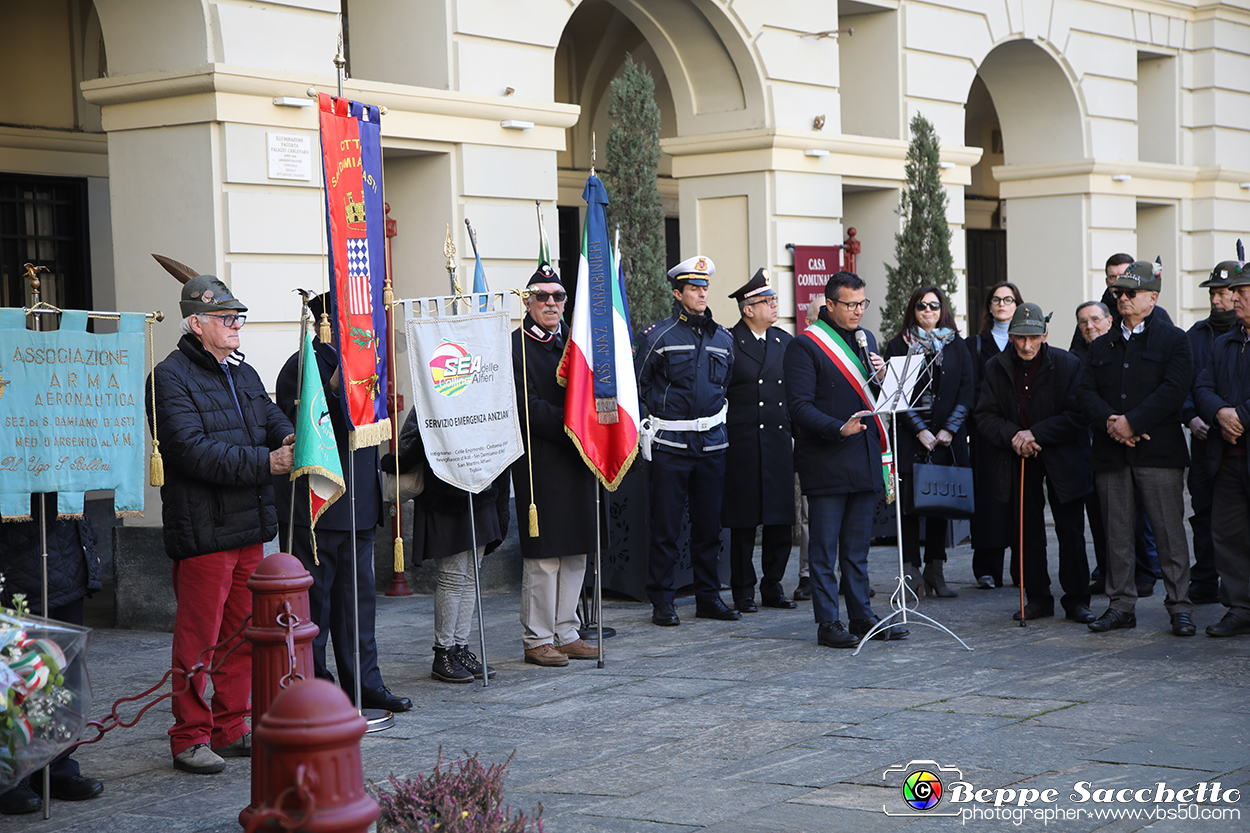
left=169, top=545, right=261, bottom=756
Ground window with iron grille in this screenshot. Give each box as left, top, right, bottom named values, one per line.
left=0, top=174, right=92, bottom=312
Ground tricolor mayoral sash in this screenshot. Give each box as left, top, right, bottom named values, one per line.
left=801, top=319, right=895, bottom=500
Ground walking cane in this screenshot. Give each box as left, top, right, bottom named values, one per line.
left=1018, top=456, right=1027, bottom=627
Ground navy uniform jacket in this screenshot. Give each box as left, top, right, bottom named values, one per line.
left=721, top=320, right=794, bottom=527
left=636, top=304, right=734, bottom=456
left=1076, top=310, right=1192, bottom=471
left=1193, top=326, right=1250, bottom=479
left=784, top=306, right=886, bottom=497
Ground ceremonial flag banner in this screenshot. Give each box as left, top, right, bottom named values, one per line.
left=317, top=93, right=391, bottom=449
left=403, top=302, right=522, bottom=493
left=556, top=175, right=640, bottom=491
left=0, top=309, right=146, bottom=519
left=291, top=329, right=345, bottom=535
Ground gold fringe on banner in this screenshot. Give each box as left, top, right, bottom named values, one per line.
left=319, top=311, right=332, bottom=345
left=393, top=536, right=405, bottom=574
left=348, top=420, right=392, bottom=451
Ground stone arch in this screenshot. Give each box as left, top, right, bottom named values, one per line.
left=91, top=0, right=211, bottom=77
left=557, top=0, right=768, bottom=145
left=974, top=39, right=1087, bottom=165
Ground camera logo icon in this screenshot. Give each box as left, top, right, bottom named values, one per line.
left=883, top=760, right=963, bottom=817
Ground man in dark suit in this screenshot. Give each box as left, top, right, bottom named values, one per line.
left=1077, top=260, right=1195, bottom=636
left=511, top=263, right=599, bottom=666
left=784, top=271, right=906, bottom=648
left=974, top=303, right=1094, bottom=623
left=723, top=268, right=797, bottom=612
left=275, top=295, right=412, bottom=711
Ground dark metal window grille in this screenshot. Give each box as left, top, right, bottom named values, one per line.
left=0, top=174, right=92, bottom=312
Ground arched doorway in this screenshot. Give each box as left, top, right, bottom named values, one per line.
left=964, top=39, right=1087, bottom=339
left=555, top=0, right=767, bottom=326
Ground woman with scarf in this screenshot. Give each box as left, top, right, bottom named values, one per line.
left=884, top=286, right=973, bottom=597
left=965, top=282, right=1025, bottom=589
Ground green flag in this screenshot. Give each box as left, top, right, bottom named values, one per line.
left=292, top=329, right=345, bottom=537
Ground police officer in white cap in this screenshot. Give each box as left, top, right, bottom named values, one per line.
left=636, top=255, right=738, bottom=626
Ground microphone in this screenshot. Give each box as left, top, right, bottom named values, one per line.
left=854, top=330, right=869, bottom=365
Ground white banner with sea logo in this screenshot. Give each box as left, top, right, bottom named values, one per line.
left=402, top=300, right=521, bottom=494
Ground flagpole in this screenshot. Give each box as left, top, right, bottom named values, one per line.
left=595, top=485, right=604, bottom=668
left=288, top=291, right=313, bottom=537
left=467, top=494, right=488, bottom=688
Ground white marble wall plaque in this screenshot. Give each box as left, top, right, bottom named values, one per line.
left=267, top=133, right=312, bottom=181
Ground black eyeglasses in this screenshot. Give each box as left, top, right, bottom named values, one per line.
left=989, top=296, right=1017, bottom=306
left=202, top=313, right=246, bottom=328
left=531, top=290, right=567, bottom=303
left=750, top=297, right=778, bottom=308
left=832, top=299, right=871, bottom=312
left=914, top=301, right=942, bottom=312
left=1110, top=288, right=1139, bottom=300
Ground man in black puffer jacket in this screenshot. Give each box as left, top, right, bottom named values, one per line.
left=147, top=275, right=293, bottom=776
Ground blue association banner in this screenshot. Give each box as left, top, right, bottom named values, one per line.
left=0, top=308, right=146, bottom=519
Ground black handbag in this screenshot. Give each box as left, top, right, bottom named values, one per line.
left=904, top=454, right=975, bottom=519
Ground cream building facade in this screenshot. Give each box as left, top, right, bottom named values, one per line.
left=3, top=0, right=1250, bottom=520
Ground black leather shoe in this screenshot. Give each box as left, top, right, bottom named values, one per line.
left=1088, top=608, right=1136, bottom=632
left=792, top=576, right=812, bottom=601
left=734, top=598, right=758, bottom=613
left=0, top=782, right=41, bottom=815
left=761, top=594, right=797, bottom=609
left=1065, top=605, right=1097, bottom=624
left=1170, top=611, right=1196, bottom=637
left=49, top=773, right=104, bottom=801
left=652, top=602, right=680, bottom=626
left=1206, top=611, right=1250, bottom=637
left=1136, top=581, right=1155, bottom=598
left=1012, top=601, right=1054, bottom=621
left=1189, top=584, right=1220, bottom=605
left=362, top=685, right=414, bottom=712
left=849, top=615, right=908, bottom=641
left=817, top=621, right=859, bottom=648
left=696, top=597, right=742, bottom=621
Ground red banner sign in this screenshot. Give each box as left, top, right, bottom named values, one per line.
left=792, top=245, right=842, bottom=324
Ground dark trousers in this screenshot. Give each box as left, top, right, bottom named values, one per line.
left=1096, top=466, right=1192, bottom=614
left=1015, top=458, right=1090, bottom=613
left=972, top=547, right=1016, bottom=587
left=807, top=491, right=876, bottom=625
left=1212, top=457, right=1250, bottom=616
left=1188, top=439, right=1218, bottom=590
left=1087, top=489, right=1159, bottom=584
left=729, top=524, right=792, bottom=601
left=280, top=523, right=384, bottom=695
left=647, top=450, right=727, bottom=605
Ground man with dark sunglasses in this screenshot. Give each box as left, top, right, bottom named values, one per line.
left=1077, top=260, right=1195, bottom=637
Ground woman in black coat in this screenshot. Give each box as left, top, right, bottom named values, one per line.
left=883, top=286, right=973, bottom=597
left=965, top=282, right=1024, bottom=588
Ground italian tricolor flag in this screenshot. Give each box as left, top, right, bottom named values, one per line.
left=557, top=174, right=639, bottom=491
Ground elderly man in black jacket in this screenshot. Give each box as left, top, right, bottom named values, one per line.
left=975, top=304, right=1093, bottom=623
left=511, top=264, right=598, bottom=666
left=148, top=275, right=294, bottom=774
left=723, top=269, right=797, bottom=612
left=1194, top=264, right=1250, bottom=637
left=1076, top=260, right=1195, bottom=636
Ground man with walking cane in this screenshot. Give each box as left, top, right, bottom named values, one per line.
left=511, top=263, right=599, bottom=666
left=973, top=303, right=1094, bottom=624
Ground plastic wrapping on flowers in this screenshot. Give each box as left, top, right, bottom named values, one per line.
left=0, top=608, right=92, bottom=791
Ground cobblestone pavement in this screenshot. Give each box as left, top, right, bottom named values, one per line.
left=27, top=536, right=1250, bottom=832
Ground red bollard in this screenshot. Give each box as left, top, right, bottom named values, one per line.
left=248, top=678, right=379, bottom=833
left=240, top=552, right=318, bottom=830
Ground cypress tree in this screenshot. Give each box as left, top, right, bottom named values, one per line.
left=604, top=56, right=669, bottom=339
left=882, top=113, right=957, bottom=336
